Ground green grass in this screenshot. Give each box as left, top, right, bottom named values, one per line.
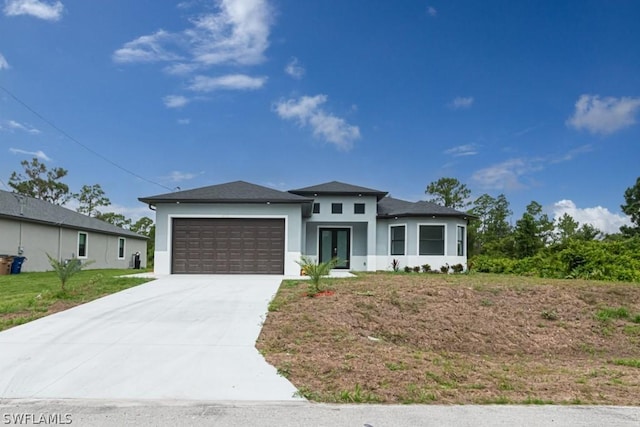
left=611, top=359, right=640, bottom=368
left=596, top=307, right=630, bottom=322
left=0, top=269, right=151, bottom=331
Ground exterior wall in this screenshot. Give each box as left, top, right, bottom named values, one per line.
left=153, top=202, right=303, bottom=276
left=375, top=216, right=469, bottom=271
left=0, top=217, right=147, bottom=272
left=301, top=195, right=378, bottom=271
left=302, top=221, right=369, bottom=270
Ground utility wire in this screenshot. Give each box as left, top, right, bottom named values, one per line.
left=0, top=85, right=174, bottom=192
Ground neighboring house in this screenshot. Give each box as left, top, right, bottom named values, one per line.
left=139, top=181, right=471, bottom=276
left=0, top=190, right=147, bottom=272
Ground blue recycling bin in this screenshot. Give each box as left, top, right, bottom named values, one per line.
left=10, top=256, right=26, bottom=274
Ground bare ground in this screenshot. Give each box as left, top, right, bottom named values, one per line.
left=256, top=272, right=640, bottom=405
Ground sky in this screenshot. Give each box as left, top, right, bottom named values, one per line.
left=1, top=0, right=638, bottom=234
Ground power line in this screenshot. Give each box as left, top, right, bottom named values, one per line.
left=0, top=85, right=174, bottom=192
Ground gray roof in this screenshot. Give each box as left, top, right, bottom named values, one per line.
left=0, top=190, right=147, bottom=239
left=377, top=196, right=471, bottom=218
left=139, top=181, right=313, bottom=204
left=289, top=181, right=388, bottom=200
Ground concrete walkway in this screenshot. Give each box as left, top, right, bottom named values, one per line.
left=0, top=275, right=301, bottom=401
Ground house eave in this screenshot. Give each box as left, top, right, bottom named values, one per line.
left=377, top=213, right=474, bottom=220
left=0, top=213, right=148, bottom=239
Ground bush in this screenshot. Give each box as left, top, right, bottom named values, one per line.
left=421, top=264, right=431, bottom=273
left=404, top=266, right=412, bottom=273
left=451, top=263, right=464, bottom=273
left=296, top=256, right=339, bottom=295
left=470, top=237, right=640, bottom=283
left=413, top=266, right=421, bottom=273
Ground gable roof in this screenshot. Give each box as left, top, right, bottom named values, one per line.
left=139, top=180, right=313, bottom=204
left=0, top=190, right=147, bottom=239
left=289, top=181, right=388, bottom=200
left=377, top=196, right=472, bottom=218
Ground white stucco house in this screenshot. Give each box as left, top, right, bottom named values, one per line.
left=139, top=181, right=472, bottom=276
left=0, top=190, right=148, bottom=272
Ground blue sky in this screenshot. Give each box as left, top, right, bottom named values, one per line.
left=1, top=0, right=638, bottom=233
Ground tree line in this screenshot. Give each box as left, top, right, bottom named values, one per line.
left=8, top=158, right=155, bottom=264
left=426, top=177, right=640, bottom=282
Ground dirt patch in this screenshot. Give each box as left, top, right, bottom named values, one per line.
left=257, top=273, right=640, bottom=404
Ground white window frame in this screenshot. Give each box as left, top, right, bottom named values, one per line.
left=388, top=224, right=407, bottom=256
left=118, top=237, right=126, bottom=260
left=417, top=223, right=447, bottom=256
left=77, top=232, right=88, bottom=259
left=457, top=225, right=465, bottom=256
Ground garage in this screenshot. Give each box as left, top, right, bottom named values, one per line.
left=171, top=218, right=285, bottom=274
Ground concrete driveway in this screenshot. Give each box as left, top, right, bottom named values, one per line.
left=0, top=275, right=301, bottom=401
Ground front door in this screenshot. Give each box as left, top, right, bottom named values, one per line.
left=319, top=228, right=350, bottom=269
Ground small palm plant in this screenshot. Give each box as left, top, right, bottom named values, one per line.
left=296, top=255, right=339, bottom=296
left=46, top=254, right=93, bottom=292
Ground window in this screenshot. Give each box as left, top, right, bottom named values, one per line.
left=78, top=232, right=88, bottom=258
left=354, top=203, right=365, bottom=214
left=390, top=225, right=406, bottom=255
left=419, top=225, right=444, bottom=255
left=118, top=237, right=126, bottom=259
left=313, top=203, right=320, bottom=214
left=457, top=226, right=465, bottom=256
left=331, top=203, right=343, bottom=214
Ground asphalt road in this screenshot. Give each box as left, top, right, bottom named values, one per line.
left=1, top=400, right=639, bottom=427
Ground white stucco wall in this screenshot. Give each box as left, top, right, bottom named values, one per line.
left=301, top=195, right=378, bottom=271
left=153, top=202, right=304, bottom=275
left=375, top=216, right=469, bottom=271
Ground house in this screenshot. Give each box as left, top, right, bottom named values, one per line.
left=0, top=190, right=148, bottom=272
left=139, top=181, right=471, bottom=276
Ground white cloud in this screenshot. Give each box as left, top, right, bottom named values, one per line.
left=550, top=144, right=593, bottom=163
left=444, top=144, right=478, bottom=157
left=165, top=170, right=197, bottom=183
left=5, top=120, right=40, bottom=134
left=0, top=53, right=9, bottom=70
left=273, top=94, right=361, bottom=150
left=567, top=94, right=640, bottom=135
left=285, top=57, right=305, bottom=79
left=3, top=0, right=63, bottom=21
left=427, top=6, right=437, bottom=17
left=552, top=199, right=631, bottom=235
left=177, top=118, right=191, bottom=125
left=113, top=0, right=272, bottom=67
left=449, top=96, right=474, bottom=110
left=112, top=30, right=184, bottom=63
left=163, top=95, right=189, bottom=108
left=188, top=74, right=266, bottom=92
left=9, top=148, right=51, bottom=161
left=471, top=158, right=540, bottom=190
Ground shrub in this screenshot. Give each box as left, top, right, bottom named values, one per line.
left=440, top=264, right=450, bottom=274
left=391, top=259, right=400, bottom=272
left=296, top=256, right=339, bottom=296
left=413, top=266, right=421, bottom=273
left=47, top=254, right=94, bottom=292
left=404, top=266, right=412, bottom=273
left=451, top=263, right=464, bottom=273
left=421, top=264, right=431, bottom=273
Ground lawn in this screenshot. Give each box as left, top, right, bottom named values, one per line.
left=257, top=272, right=640, bottom=405
left=0, top=269, right=152, bottom=331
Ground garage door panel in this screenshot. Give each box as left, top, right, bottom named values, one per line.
left=172, top=218, right=285, bottom=274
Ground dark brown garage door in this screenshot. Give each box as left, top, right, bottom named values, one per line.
left=172, top=218, right=285, bottom=274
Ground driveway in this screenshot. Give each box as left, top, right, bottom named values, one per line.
left=0, top=275, right=301, bottom=401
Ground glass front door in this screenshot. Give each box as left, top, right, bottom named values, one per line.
left=319, top=228, right=350, bottom=269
